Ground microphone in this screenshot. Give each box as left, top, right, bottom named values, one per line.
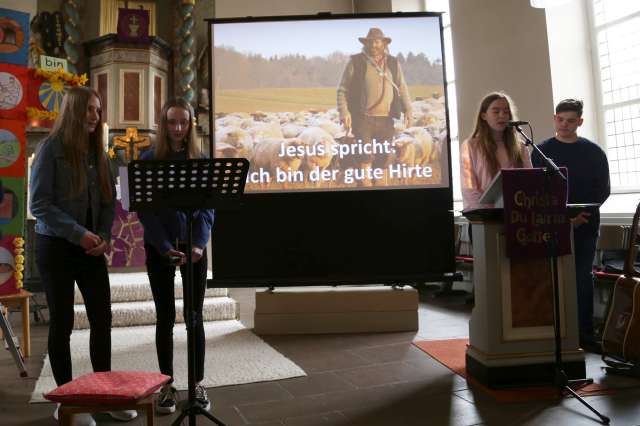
left=507, top=120, right=529, bottom=127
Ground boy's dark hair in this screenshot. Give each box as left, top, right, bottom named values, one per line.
left=555, top=99, right=583, bottom=117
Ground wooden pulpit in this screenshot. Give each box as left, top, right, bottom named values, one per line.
left=463, top=168, right=586, bottom=388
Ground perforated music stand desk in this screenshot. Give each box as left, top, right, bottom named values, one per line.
left=127, top=158, right=249, bottom=212
left=127, top=157, right=249, bottom=426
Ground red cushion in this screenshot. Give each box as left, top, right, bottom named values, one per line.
left=44, top=371, right=171, bottom=405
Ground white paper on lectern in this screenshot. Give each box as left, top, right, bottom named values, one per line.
left=479, top=171, right=504, bottom=208
left=119, top=166, right=129, bottom=211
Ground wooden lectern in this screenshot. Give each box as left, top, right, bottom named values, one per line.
left=463, top=168, right=586, bottom=388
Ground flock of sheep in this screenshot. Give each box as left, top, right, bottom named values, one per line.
left=214, top=96, right=448, bottom=191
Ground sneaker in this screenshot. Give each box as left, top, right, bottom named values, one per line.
left=74, top=413, right=97, bottom=426
left=195, top=383, right=211, bottom=411
left=52, top=404, right=96, bottom=426
left=156, top=384, right=177, bottom=414
left=108, top=409, right=138, bottom=421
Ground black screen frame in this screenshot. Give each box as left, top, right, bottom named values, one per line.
left=206, top=11, right=455, bottom=286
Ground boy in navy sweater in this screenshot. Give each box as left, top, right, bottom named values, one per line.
left=532, top=99, right=610, bottom=350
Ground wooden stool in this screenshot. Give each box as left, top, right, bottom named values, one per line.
left=44, top=371, right=169, bottom=426
left=0, top=289, right=32, bottom=357
left=57, top=394, right=154, bottom=426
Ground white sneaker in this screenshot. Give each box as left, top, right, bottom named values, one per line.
left=108, top=409, right=138, bottom=421
left=74, top=413, right=97, bottom=426
left=52, top=405, right=96, bottom=426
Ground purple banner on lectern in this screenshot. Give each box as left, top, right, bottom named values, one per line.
left=502, top=168, right=571, bottom=258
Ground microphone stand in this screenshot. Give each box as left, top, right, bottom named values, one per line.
left=513, top=124, right=610, bottom=425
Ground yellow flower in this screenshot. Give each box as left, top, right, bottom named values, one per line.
left=76, top=74, right=88, bottom=86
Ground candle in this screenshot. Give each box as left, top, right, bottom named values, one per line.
left=103, top=123, right=109, bottom=152
left=27, top=154, right=35, bottom=220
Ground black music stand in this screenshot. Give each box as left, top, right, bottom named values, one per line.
left=514, top=124, right=610, bottom=425
left=127, top=158, right=249, bottom=426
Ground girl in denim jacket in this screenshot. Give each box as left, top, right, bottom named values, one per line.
left=30, top=87, right=135, bottom=424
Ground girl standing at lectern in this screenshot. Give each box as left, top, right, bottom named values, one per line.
left=459, top=92, right=533, bottom=210
left=30, top=86, right=137, bottom=424
left=137, top=98, right=214, bottom=415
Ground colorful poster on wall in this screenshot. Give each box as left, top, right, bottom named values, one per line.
left=0, top=8, right=30, bottom=66
left=0, top=118, right=25, bottom=177
left=0, top=235, right=19, bottom=295
left=0, top=63, right=29, bottom=120
left=0, top=177, right=24, bottom=236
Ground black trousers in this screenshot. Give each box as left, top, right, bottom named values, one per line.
left=35, top=234, right=112, bottom=386
left=573, top=228, right=599, bottom=339
left=145, top=244, right=208, bottom=382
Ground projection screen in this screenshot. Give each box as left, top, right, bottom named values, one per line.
left=208, top=12, right=455, bottom=286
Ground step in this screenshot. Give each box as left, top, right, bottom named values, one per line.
left=73, top=297, right=237, bottom=329
left=74, top=272, right=226, bottom=304
left=254, top=285, right=418, bottom=334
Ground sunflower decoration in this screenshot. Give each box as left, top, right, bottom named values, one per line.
left=12, top=237, right=24, bottom=289
left=38, top=78, right=65, bottom=113
left=27, top=67, right=87, bottom=123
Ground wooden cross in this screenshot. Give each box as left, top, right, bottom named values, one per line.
left=112, top=127, right=150, bottom=161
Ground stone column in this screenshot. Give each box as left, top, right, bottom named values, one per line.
left=63, top=0, right=82, bottom=74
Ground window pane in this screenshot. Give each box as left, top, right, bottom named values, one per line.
left=593, top=0, right=640, bottom=26
left=596, top=17, right=640, bottom=106
left=603, top=101, right=640, bottom=189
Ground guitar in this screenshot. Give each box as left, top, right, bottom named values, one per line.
left=601, top=200, right=640, bottom=363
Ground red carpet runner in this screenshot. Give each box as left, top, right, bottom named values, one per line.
left=413, top=338, right=613, bottom=402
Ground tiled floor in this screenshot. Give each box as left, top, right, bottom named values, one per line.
left=1, top=285, right=639, bottom=426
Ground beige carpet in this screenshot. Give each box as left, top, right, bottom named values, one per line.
left=30, top=320, right=306, bottom=403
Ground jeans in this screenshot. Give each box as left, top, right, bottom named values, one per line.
left=145, top=244, right=208, bottom=382
left=35, top=234, right=112, bottom=386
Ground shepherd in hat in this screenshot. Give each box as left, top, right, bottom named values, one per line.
left=337, top=27, right=413, bottom=183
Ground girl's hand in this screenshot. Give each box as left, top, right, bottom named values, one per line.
left=86, top=240, right=108, bottom=256
left=80, top=231, right=101, bottom=251
left=165, top=248, right=186, bottom=266
left=191, top=246, right=203, bottom=263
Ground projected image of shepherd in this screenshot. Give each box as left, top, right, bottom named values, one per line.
left=212, top=16, right=449, bottom=192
